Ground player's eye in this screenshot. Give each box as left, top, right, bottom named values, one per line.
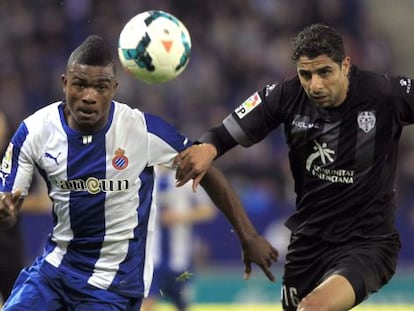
left=318, top=68, right=332, bottom=77
left=299, top=70, right=311, bottom=80
left=72, top=81, right=86, bottom=89
left=71, top=79, right=86, bottom=88
left=95, top=84, right=110, bottom=93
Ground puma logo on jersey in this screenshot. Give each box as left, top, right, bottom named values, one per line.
left=45, top=152, right=62, bottom=165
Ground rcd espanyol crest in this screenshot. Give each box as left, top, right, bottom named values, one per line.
left=357, top=111, right=376, bottom=133
left=112, top=148, right=129, bottom=170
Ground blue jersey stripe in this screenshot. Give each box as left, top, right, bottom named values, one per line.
left=11, top=122, right=29, bottom=147
left=36, top=164, right=57, bottom=228
left=65, top=130, right=107, bottom=274
left=159, top=223, right=171, bottom=268
left=0, top=123, right=29, bottom=192
left=109, top=166, right=154, bottom=296
left=144, top=113, right=192, bottom=151
left=157, top=173, right=171, bottom=267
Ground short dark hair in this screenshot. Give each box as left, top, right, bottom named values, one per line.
left=291, top=24, right=345, bottom=64
left=67, top=35, right=116, bottom=73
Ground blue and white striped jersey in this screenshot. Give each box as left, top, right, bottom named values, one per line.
left=0, top=100, right=192, bottom=298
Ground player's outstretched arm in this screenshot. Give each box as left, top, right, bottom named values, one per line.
left=199, top=165, right=278, bottom=282
left=174, top=143, right=217, bottom=191
left=0, top=190, right=23, bottom=230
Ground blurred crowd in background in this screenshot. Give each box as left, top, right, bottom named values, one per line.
left=0, top=0, right=413, bottom=268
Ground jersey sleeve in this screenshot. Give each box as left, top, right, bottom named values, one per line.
left=389, top=75, right=414, bottom=125
left=223, top=83, right=285, bottom=147
left=0, top=122, right=35, bottom=196
left=145, top=113, right=193, bottom=168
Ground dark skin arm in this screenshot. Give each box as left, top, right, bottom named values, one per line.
left=0, top=190, right=24, bottom=230
left=175, top=143, right=217, bottom=191
left=200, top=165, right=278, bottom=281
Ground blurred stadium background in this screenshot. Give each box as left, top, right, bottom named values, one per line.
left=1, top=0, right=414, bottom=309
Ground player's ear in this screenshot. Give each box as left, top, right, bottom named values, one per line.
left=113, top=80, right=119, bottom=91
left=342, top=56, right=351, bottom=75
left=61, top=74, right=68, bottom=92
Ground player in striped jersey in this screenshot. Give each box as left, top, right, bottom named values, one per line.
left=175, top=24, right=406, bottom=311
left=0, top=35, right=278, bottom=311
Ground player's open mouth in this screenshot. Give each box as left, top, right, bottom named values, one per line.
left=78, top=110, right=96, bottom=118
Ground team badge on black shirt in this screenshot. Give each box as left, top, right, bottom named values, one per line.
left=357, top=111, right=376, bottom=133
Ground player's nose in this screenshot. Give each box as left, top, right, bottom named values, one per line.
left=309, top=75, right=324, bottom=94
left=82, top=87, right=98, bottom=104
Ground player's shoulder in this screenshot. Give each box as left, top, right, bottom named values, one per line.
left=258, top=75, right=306, bottom=119
left=112, top=101, right=174, bottom=136
left=352, top=66, right=394, bottom=95
left=112, top=100, right=147, bottom=127
left=356, top=66, right=414, bottom=97
left=24, top=101, right=62, bottom=132
left=279, top=74, right=304, bottom=91
left=115, top=101, right=174, bottom=129
left=113, top=100, right=138, bottom=111
left=262, top=75, right=305, bottom=103
left=113, top=100, right=143, bottom=117
left=348, top=66, right=414, bottom=109
left=264, top=75, right=302, bottom=93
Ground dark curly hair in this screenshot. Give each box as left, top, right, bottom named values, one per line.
left=291, top=24, right=345, bottom=64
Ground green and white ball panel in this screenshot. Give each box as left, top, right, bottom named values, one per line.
left=118, top=10, right=191, bottom=84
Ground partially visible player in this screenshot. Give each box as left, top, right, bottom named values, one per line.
left=0, top=111, right=51, bottom=306
left=175, top=24, right=405, bottom=311
left=0, top=35, right=278, bottom=310
left=0, top=110, right=23, bottom=305
left=142, top=166, right=216, bottom=311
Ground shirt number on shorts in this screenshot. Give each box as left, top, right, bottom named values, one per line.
left=281, top=285, right=299, bottom=308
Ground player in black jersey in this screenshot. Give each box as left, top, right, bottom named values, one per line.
left=174, top=24, right=404, bottom=311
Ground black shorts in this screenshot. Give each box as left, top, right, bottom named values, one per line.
left=281, top=233, right=401, bottom=311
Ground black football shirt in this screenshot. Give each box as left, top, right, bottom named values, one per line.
left=219, top=66, right=414, bottom=241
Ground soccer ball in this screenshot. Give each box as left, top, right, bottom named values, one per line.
left=118, top=10, right=191, bottom=84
